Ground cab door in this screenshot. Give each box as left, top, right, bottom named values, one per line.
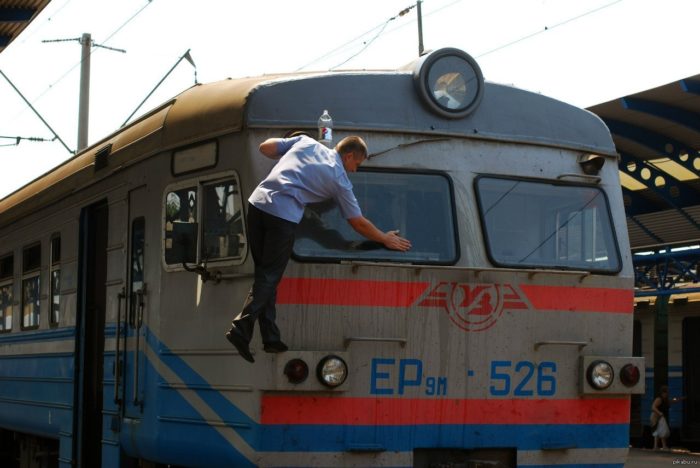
left=124, top=187, right=150, bottom=418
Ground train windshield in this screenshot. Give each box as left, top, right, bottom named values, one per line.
left=293, top=171, right=457, bottom=264
left=476, top=176, right=621, bottom=272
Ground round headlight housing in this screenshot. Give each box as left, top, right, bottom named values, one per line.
left=316, top=355, right=348, bottom=388
left=413, top=48, right=484, bottom=119
left=587, top=360, right=614, bottom=390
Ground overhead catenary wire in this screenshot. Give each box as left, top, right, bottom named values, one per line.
left=32, top=0, right=153, bottom=103
left=298, top=0, right=621, bottom=72
left=0, top=135, right=54, bottom=147
left=330, top=16, right=396, bottom=70
left=476, top=0, right=623, bottom=58
left=295, top=3, right=417, bottom=72
left=0, top=69, right=74, bottom=154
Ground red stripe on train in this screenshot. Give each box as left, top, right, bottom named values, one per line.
left=521, top=285, right=633, bottom=314
left=277, top=277, right=632, bottom=314
left=277, top=278, right=429, bottom=307
left=261, top=396, right=630, bottom=425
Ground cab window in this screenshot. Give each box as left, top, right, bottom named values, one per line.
left=475, top=176, right=621, bottom=272
left=293, top=170, right=458, bottom=264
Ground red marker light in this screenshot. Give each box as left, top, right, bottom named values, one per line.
left=284, top=359, right=309, bottom=384
left=620, top=364, right=640, bottom=387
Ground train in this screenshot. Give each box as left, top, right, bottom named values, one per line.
left=0, top=47, right=644, bottom=467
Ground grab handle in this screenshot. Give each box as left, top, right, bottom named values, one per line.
left=133, top=284, right=147, bottom=408
left=534, top=340, right=588, bottom=351
left=114, top=287, right=126, bottom=404
left=344, top=336, right=407, bottom=348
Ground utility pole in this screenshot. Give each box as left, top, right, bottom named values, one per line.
left=43, top=34, right=125, bottom=152
left=77, top=33, right=91, bottom=152
left=417, top=0, right=425, bottom=56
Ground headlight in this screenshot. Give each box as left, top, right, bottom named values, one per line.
left=413, top=47, right=484, bottom=119
left=587, top=360, right=614, bottom=390
left=316, top=355, right=348, bottom=388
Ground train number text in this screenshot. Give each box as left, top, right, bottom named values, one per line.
left=489, top=360, right=557, bottom=397
left=370, top=358, right=448, bottom=396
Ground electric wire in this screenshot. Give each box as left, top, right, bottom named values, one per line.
left=7, top=0, right=74, bottom=47
left=1, top=1, right=153, bottom=149
left=32, top=0, right=153, bottom=103
left=300, top=0, right=620, bottom=72
left=330, top=17, right=394, bottom=70
left=476, top=0, right=623, bottom=58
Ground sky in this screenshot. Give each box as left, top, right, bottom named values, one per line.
left=0, top=0, right=698, bottom=199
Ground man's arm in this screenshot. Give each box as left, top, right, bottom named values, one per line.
left=347, top=216, right=411, bottom=251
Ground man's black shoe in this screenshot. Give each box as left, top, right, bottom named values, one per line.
left=225, top=328, right=254, bottom=363
left=263, top=341, right=288, bottom=353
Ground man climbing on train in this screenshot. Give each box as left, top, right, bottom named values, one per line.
left=225, top=134, right=411, bottom=362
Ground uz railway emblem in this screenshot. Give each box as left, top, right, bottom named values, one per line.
left=416, top=282, right=528, bottom=332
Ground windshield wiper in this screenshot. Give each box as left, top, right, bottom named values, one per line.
left=367, top=137, right=452, bottom=160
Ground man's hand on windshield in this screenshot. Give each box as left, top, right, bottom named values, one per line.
left=383, top=230, right=411, bottom=251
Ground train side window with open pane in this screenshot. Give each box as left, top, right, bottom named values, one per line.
left=475, top=176, right=621, bottom=273
left=22, top=244, right=41, bottom=329
left=50, top=236, right=61, bottom=326
left=164, top=174, right=247, bottom=266
left=0, top=254, right=13, bottom=332
left=293, top=170, right=458, bottom=264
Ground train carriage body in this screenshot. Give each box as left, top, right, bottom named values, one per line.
left=0, top=48, right=643, bottom=467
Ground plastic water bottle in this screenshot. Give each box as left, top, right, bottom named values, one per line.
left=318, top=110, right=333, bottom=147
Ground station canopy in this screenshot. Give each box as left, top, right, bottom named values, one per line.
left=589, top=75, right=700, bottom=296
left=588, top=75, right=700, bottom=251
left=0, top=0, right=50, bottom=54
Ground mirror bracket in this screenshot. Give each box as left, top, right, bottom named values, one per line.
left=182, top=260, right=221, bottom=283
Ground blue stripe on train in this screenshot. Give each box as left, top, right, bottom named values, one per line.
left=520, top=465, right=623, bottom=468
left=258, top=424, right=629, bottom=452
left=140, top=328, right=631, bottom=461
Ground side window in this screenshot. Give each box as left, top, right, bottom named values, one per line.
left=164, top=186, right=197, bottom=265
left=202, top=180, right=246, bottom=260
left=0, top=254, right=13, bottom=332
left=50, top=236, right=61, bottom=326
left=163, top=174, right=247, bottom=266
left=22, top=244, right=41, bottom=330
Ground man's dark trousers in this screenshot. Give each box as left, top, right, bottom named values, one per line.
left=232, top=204, right=296, bottom=345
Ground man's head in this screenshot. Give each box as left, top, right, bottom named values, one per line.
left=336, top=136, right=368, bottom=173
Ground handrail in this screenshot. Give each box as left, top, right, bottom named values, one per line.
left=340, top=260, right=593, bottom=281
left=113, top=287, right=125, bottom=405
left=556, top=173, right=601, bottom=184
left=534, top=340, right=588, bottom=351
left=344, top=336, right=407, bottom=348
left=133, top=284, right=147, bottom=408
